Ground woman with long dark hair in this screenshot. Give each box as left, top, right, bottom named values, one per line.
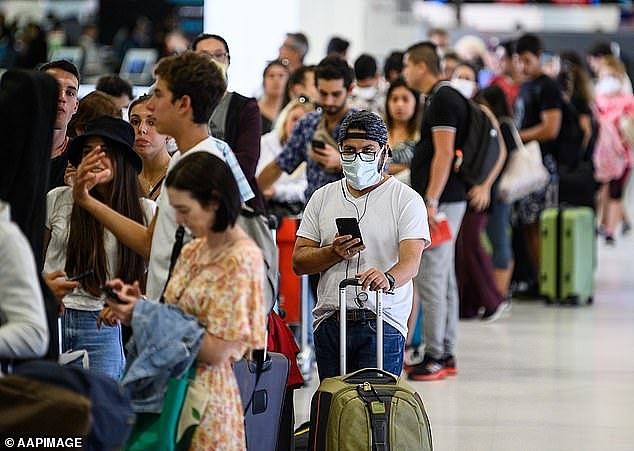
left=384, top=78, right=421, bottom=178
left=44, top=116, right=155, bottom=379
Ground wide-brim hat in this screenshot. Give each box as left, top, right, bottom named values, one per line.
left=67, top=115, right=142, bottom=173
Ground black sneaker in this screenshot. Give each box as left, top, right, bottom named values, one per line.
left=605, top=235, right=616, bottom=246
left=407, top=354, right=446, bottom=381
left=623, top=222, right=631, bottom=236
left=441, top=354, right=457, bottom=376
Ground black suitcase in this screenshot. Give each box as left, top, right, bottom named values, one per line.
left=234, top=351, right=289, bottom=451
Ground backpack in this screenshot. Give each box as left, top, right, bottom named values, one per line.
left=592, top=106, right=628, bottom=182
left=236, top=207, right=279, bottom=313
left=428, top=82, right=500, bottom=186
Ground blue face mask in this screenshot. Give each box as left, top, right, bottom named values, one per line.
left=341, top=150, right=384, bottom=190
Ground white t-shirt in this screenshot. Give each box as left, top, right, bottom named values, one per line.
left=257, top=131, right=307, bottom=204
left=297, top=177, right=430, bottom=338
left=146, top=137, right=231, bottom=301
left=44, top=187, right=156, bottom=311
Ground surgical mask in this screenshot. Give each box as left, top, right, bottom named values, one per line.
left=595, top=76, right=622, bottom=96
left=341, top=153, right=383, bottom=190
left=450, top=78, right=477, bottom=99
left=354, top=85, right=378, bottom=101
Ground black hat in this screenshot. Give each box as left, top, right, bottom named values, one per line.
left=67, top=116, right=142, bottom=173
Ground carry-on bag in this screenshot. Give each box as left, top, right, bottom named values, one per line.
left=307, top=278, right=433, bottom=451
left=234, top=348, right=290, bottom=450
left=539, top=207, right=595, bottom=305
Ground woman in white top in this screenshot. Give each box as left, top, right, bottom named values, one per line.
left=44, top=116, right=155, bottom=379
left=257, top=97, right=314, bottom=220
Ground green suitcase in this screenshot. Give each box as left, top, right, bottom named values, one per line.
left=307, top=279, right=433, bottom=450
left=539, top=207, right=595, bottom=304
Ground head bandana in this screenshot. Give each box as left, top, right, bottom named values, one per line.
left=337, top=110, right=388, bottom=147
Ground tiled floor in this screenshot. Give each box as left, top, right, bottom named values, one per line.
left=293, top=189, right=634, bottom=450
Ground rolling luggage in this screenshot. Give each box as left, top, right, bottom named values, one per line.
left=539, top=207, right=595, bottom=305
left=307, top=278, right=433, bottom=451
left=234, top=350, right=289, bottom=451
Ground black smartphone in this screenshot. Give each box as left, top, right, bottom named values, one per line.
left=335, top=217, right=363, bottom=245
left=100, top=285, right=125, bottom=304
left=67, top=270, right=93, bottom=282
left=311, top=139, right=325, bottom=150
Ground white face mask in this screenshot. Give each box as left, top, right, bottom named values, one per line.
left=595, top=76, right=622, bottom=96
left=354, top=85, right=378, bottom=101
left=341, top=151, right=383, bottom=190
left=450, top=78, right=477, bottom=99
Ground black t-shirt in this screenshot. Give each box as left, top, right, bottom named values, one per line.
left=411, top=82, right=468, bottom=203
left=48, top=152, right=69, bottom=191
left=514, top=74, right=563, bottom=157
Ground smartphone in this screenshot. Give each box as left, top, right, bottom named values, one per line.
left=311, top=139, right=325, bottom=150
left=335, top=217, right=363, bottom=245
left=100, top=285, right=125, bottom=304
left=67, top=270, right=93, bottom=282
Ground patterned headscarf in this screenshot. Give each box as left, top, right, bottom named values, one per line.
left=337, top=110, right=388, bottom=147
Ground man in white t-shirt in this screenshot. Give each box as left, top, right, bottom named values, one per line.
left=72, top=51, right=253, bottom=301
left=293, top=110, right=430, bottom=380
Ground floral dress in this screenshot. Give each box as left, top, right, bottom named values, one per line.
left=164, top=237, right=266, bottom=451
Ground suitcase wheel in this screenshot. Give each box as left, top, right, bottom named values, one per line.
left=543, top=297, right=553, bottom=305
left=568, top=296, right=579, bottom=306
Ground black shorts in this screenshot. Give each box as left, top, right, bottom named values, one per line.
left=609, top=166, right=631, bottom=200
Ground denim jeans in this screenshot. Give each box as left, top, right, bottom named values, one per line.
left=486, top=198, right=513, bottom=269
left=314, top=316, right=405, bottom=381
left=61, top=308, right=125, bottom=380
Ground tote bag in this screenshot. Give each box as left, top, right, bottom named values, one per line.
left=126, top=364, right=207, bottom=451
left=497, top=119, right=550, bottom=203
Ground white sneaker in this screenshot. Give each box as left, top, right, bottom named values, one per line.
left=482, top=301, right=510, bottom=323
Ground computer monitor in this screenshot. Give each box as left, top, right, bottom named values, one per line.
left=120, top=49, right=158, bottom=86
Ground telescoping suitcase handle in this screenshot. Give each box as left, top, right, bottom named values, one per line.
left=338, top=278, right=383, bottom=375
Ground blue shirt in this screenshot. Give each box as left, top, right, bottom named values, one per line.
left=275, top=111, right=344, bottom=201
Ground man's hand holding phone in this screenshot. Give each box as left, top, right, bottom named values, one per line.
left=333, top=217, right=365, bottom=260
left=332, top=234, right=365, bottom=260
left=309, top=140, right=341, bottom=172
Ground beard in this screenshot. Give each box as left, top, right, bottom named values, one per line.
left=322, top=101, right=346, bottom=117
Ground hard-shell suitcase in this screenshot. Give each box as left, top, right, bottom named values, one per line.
left=234, top=351, right=289, bottom=451
left=307, top=278, right=433, bottom=451
left=539, top=207, right=595, bottom=304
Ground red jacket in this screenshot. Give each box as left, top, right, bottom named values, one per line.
left=267, top=311, right=304, bottom=389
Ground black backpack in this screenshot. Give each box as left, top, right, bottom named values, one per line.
left=428, top=82, right=500, bottom=186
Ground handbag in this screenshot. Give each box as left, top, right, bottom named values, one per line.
left=497, top=119, right=550, bottom=203
left=126, top=364, right=207, bottom=451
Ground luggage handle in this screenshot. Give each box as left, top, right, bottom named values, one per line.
left=342, top=368, right=399, bottom=385
left=338, top=278, right=384, bottom=375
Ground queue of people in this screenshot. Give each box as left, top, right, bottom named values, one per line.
left=1, top=24, right=633, bottom=450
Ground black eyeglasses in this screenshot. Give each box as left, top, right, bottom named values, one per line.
left=339, top=145, right=382, bottom=162
left=339, top=149, right=379, bottom=162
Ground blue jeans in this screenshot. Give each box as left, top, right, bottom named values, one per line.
left=486, top=199, right=513, bottom=269
left=61, top=308, right=125, bottom=380
left=314, top=316, right=405, bottom=381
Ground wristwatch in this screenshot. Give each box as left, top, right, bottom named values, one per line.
left=384, top=272, right=396, bottom=292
